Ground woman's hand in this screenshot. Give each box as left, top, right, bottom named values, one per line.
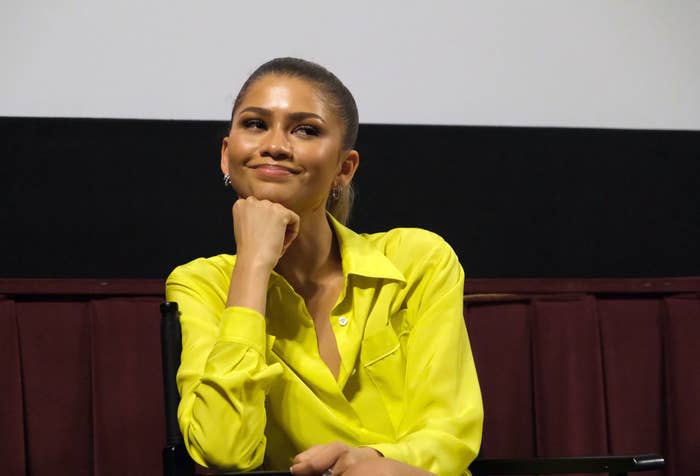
left=225, top=197, right=299, bottom=312
left=338, top=458, right=435, bottom=476
left=232, top=196, right=300, bottom=272
left=290, top=442, right=383, bottom=475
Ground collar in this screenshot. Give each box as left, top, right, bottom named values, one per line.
left=327, top=212, right=406, bottom=284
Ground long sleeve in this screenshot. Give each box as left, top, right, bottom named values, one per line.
left=166, top=258, right=283, bottom=470
left=366, top=236, right=483, bottom=475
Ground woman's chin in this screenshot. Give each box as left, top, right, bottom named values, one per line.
left=233, top=188, right=324, bottom=216
left=238, top=190, right=295, bottom=209
left=252, top=193, right=290, bottom=205
left=234, top=186, right=286, bottom=203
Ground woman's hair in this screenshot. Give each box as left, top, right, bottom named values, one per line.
left=231, top=57, right=358, bottom=224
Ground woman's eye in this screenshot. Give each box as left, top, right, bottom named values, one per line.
left=243, top=119, right=266, bottom=130
left=294, top=125, right=320, bottom=137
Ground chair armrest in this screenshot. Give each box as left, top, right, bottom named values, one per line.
left=469, top=453, right=665, bottom=475
left=163, top=444, right=194, bottom=476
left=206, top=470, right=291, bottom=475
left=161, top=301, right=184, bottom=447
left=163, top=443, right=291, bottom=476
left=217, top=473, right=291, bottom=475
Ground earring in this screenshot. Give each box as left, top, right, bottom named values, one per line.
left=331, top=185, right=341, bottom=201
left=223, top=173, right=231, bottom=187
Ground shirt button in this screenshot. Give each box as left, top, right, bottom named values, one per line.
left=338, top=316, right=349, bottom=326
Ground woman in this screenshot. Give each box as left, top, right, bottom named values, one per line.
left=166, top=57, right=483, bottom=475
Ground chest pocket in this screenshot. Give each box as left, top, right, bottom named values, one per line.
left=360, top=314, right=407, bottom=429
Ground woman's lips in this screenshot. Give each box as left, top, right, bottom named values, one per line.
left=250, top=164, right=298, bottom=177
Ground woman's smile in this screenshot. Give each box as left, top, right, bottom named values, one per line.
left=249, top=163, right=300, bottom=178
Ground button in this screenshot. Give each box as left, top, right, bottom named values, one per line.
left=338, top=316, right=349, bottom=326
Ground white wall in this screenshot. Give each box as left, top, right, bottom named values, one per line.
left=2, top=0, right=699, bottom=129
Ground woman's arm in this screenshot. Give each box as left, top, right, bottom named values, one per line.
left=167, top=263, right=281, bottom=470
left=168, top=197, right=299, bottom=470
left=367, top=238, right=483, bottom=474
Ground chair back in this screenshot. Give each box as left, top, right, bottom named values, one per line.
left=160, top=301, right=195, bottom=476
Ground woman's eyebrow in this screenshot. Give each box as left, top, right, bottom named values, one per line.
left=239, top=106, right=325, bottom=123
left=288, top=111, right=325, bottom=123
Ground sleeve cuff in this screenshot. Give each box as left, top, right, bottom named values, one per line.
left=217, top=306, right=267, bottom=356
left=364, top=442, right=407, bottom=465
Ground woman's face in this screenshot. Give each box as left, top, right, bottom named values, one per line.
left=221, top=74, right=358, bottom=216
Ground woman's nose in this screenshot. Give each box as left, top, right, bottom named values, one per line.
left=260, top=126, right=291, bottom=160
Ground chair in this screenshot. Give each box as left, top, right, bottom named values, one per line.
left=160, top=302, right=664, bottom=476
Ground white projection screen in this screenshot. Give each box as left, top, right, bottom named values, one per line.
left=2, top=0, right=699, bottom=130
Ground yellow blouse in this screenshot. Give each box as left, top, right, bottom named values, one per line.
left=166, top=215, right=483, bottom=475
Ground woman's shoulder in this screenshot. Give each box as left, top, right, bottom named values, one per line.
left=166, top=254, right=236, bottom=288
left=362, top=227, right=460, bottom=273
left=363, top=227, right=454, bottom=256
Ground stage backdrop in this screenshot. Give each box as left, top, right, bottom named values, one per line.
left=1, top=117, right=699, bottom=278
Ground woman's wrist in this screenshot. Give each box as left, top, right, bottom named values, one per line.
left=226, top=258, right=272, bottom=312
left=234, top=253, right=276, bottom=277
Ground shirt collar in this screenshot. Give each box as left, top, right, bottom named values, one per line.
left=328, top=212, right=406, bottom=284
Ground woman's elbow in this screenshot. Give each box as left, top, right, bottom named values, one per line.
left=182, top=420, right=266, bottom=471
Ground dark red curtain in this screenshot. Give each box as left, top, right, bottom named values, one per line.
left=90, top=298, right=164, bottom=476
left=663, top=295, right=700, bottom=476
left=1, top=278, right=698, bottom=476
left=17, top=301, right=94, bottom=475
left=0, top=280, right=164, bottom=476
left=465, top=280, right=700, bottom=476
left=0, top=299, right=26, bottom=475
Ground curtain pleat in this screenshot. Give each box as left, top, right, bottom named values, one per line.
left=0, top=299, right=26, bottom=475
left=16, top=302, right=93, bottom=476
left=598, top=298, right=664, bottom=476
left=663, top=295, right=700, bottom=476
left=531, top=296, right=608, bottom=463
left=90, top=298, right=165, bottom=476
left=465, top=301, right=535, bottom=458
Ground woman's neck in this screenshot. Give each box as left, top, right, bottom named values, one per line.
left=275, top=210, right=341, bottom=290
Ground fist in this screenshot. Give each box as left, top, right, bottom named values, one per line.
left=231, top=196, right=300, bottom=271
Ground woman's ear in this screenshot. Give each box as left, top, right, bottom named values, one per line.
left=220, top=136, right=230, bottom=175
left=336, top=149, right=360, bottom=187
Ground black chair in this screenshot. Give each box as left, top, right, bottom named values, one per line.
left=161, top=301, right=196, bottom=476
left=160, top=302, right=664, bottom=476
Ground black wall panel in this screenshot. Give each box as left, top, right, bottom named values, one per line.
left=1, top=117, right=698, bottom=278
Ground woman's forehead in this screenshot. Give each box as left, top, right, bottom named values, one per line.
left=239, top=74, right=331, bottom=116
